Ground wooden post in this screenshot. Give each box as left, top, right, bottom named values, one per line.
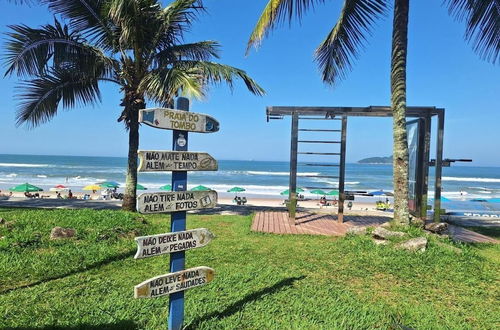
left=168, top=97, right=189, bottom=330
left=288, top=112, right=299, bottom=221
left=338, top=116, right=347, bottom=223
left=433, top=109, right=445, bottom=223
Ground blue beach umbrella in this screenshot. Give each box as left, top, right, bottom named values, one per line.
left=369, top=190, right=391, bottom=196
left=488, top=198, right=500, bottom=203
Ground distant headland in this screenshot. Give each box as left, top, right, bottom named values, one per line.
left=358, top=156, right=393, bottom=164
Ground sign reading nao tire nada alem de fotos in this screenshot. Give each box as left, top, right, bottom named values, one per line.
left=134, top=228, right=214, bottom=259
left=138, top=150, right=217, bottom=172
left=137, top=191, right=217, bottom=214
left=139, top=108, right=219, bottom=133
left=134, top=266, right=214, bottom=298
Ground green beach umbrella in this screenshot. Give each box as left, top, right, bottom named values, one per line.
left=310, top=189, right=326, bottom=196
left=326, top=190, right=339, bottom=196
left=280, top=188, right=305, bottom=195
left=99, top=181, right=120, bottom=188
left=9, top=183, right=43, bottom=192
left=159, top=184, right=172, bottom=191
left=191, top=185, right=210, bottom=191
left=227, top=187, right=245, bottom=193
left=136, top=184, right=147, bottom=190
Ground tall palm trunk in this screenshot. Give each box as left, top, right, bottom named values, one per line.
left=390, top=0, right=410, bottom=225
left=122, top=94, right=145, bottom=212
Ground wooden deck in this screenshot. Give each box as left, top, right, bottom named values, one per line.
left=251, top=211, right=499, bottom=243
left=251, top=211, right=390, bottom=236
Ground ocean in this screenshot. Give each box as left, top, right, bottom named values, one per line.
left=1, top=154, right=499, bottom=207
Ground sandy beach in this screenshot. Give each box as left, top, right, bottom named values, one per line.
left=0, top=191, right=392, bottom=217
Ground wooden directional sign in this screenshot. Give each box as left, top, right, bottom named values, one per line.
left=138, top=150, right=217, bottom=172
left=137, top=190, right=217, bottom=214
left=135, top=266, right=214, bottom=299
left=134, top=228, right=215, bottom=259
left=139, top=108, right=219, bottom=133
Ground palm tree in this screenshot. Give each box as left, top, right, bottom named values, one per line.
left=247, top=0, right=498, bottom=224
left=4, top=0, right=265, bottom=211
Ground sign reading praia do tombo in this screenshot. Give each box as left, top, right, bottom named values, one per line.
left=134, top=266, right=215, bottom=299
left=137, top=190, right=217, bottom=214
left=138, top=150, right=218, bottom=172
left=139, top=108, right=219, bottom=133
left=134, top=228, right=215, bottom=259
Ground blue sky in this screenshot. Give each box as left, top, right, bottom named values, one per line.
left=0, top=0, right=498, bottom=165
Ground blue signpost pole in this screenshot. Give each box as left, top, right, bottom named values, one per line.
left=168, top=97, right=189, bottom=330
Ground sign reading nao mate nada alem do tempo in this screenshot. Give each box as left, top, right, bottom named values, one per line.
left=134, top=266, right=215, bottom=298
left=138, top=150, right=217, bottom=172
left=134, top=228, right=215, bottom=259
left=137, top=190, right=218, bottom=214
left=139, top=108, right=219, bottom=133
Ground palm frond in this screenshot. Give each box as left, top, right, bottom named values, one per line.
left=445, top=0, right=499, bottom=64
left=15, top=67, right=102, bottom=128
left=247, top=0, right=325, bottom=53
left=41, top=0, right=115, bottom=49
left=315, top=0, right=388, bottom=85
left=151, top=41, right=220, bottom=68
left=140, top=67, right=204, bottom=105
left=175, top=61, right=266, bottom=96
left=4, top=19, right=117, bottom=78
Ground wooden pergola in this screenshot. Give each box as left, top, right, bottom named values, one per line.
left=266, top=105, right=445, bottom=223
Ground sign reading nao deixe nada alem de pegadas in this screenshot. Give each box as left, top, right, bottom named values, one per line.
left=134, top=228, right=215, bottom=259
left=134, top=266, right=215, bottom=298
left=137, top=150, right=217, bottom=172
left=137, top=191, right=217, bottom=214
left=139, top=108, right=219, bottom=133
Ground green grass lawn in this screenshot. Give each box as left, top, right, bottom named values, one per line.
left=0, top=208, right=498, bottom=329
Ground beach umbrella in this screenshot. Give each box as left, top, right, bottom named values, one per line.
left=54, top=184, right=67, bottom=189
left=136, top=184, right=147, bottom=190
left=99, top=181, right=120, bottom=188
left=326, top=190, right=339, bottom=196
left=310, top=189, right=326, bottom=196
left=431, top=196, right=451, bottom=202
left=227, top=187, right=246, bottom=193
left=369, top=190, right=394, bottom=196
left=83, top=184, right=102, bottom=191
left=191, top=185, right=210, bottom=191
left=159, top=184, right=172, bottom=191
left=9, top=183, right=43, bottom=192
left=280, top=187, right=305, bottom=195
left=488, top=198, right=500, bottom=203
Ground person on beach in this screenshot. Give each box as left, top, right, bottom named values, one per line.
left=68, top=190, right=73, bottom=199
left=56, top=192, right=62, bottom=199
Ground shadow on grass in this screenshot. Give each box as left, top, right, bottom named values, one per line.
left=186, top=276, right=306, bottom=329
left=4, top=320, right=138, bottom=330
left=0, top=249, right=135, bottom=295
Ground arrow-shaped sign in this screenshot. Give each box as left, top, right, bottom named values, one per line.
left=134, top=228, right=215, bottom=259
left=137, top=190, right=218, bottom=214
left=139, top=108, right=219, bottom=133
left=137, top=151, right=217, bottom=172
left=134, top=266, right=215, bottom=298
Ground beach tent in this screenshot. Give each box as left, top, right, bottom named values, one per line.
left=159, top=184, right=172, bottom=191
left=9, top=183, right=43, bottom=192
left=191, top=185, right=210, bottom=191
left=83, top=184, right=102, bottom=191
left=136, top=184, right=147, bottom=190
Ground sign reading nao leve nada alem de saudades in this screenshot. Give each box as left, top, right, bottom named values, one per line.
left=139, top=108, right=219, bottom=133
left=137, top=190, right=218, bottom=214
left=137, top=150, right=217, bottom=172
left=134, top=266, right=215, bottom=299
left=134, top=228, right=215, bottom=259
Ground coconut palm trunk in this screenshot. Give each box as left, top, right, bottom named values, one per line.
left=391, top=0, right=410, bottom=224
left=122, top=93, right=144, bottom=211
